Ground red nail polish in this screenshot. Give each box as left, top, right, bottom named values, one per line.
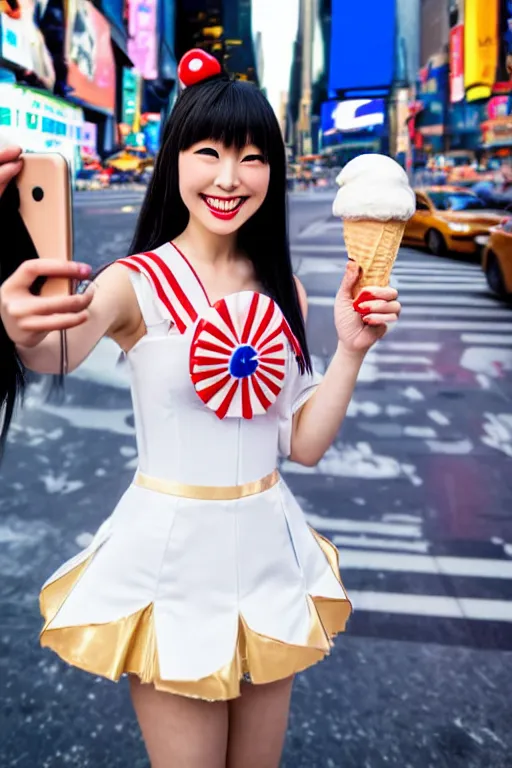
left=353, top=304, right=371, bottom=315
left=353, top=290, right=377, bottom=310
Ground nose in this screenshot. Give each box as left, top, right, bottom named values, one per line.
left=214, top=157, right=240, bottom=192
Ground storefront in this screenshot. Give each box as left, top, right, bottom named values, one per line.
left=481, top=114, right=512, bottom=156
left=65, top=0, right=116, bottom=156
left=448, top=101, right=485, bottom=150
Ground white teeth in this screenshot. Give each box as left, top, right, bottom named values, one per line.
left=205, top=196, right=243, bottom=212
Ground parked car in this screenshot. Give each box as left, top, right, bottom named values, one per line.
left=479, top=219, right=512, bottom=299
left=403, top=187, right=505, bottom=256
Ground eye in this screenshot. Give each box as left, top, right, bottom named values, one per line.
left=242, top=153, right=265, bottom=163
left=194, top=147, right=219, bottom=158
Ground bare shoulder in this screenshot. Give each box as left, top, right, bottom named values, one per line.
left=92, top=260, right=143, bottom=342
left=293, top=275, right=308, bottom=320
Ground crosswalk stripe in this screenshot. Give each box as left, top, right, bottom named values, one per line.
left=397, top=320, right=512, bottom=331
left=461, top=333, right=512, bottom=345
left=367, top=354, right=431, bottom=364
left=395, top=274, right=486, bottom=284
left=306, top=514, right=422, bottom=538
left=393, top=295, right=497, bottom=306
left=381, top=341, right=441, bottom=351
left=401, top=307, right=512, bottom=318
left=337, top=548, right=512, bottom=579
left=391, top=283, right=488, bottom=292
left=348, top=591, right=512, bottom=622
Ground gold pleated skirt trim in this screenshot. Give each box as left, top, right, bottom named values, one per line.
left=39, top=530, right=351, bottom=701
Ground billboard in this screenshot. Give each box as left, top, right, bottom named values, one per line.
left=321, top=99, right=385, bottom=135
left=464, top=0, right=499, bottom=102
left=128, top=0, right=158, bottom=81
left=328, top=0, right=396, bottom=94
left=0, top=0, right=55, bottom=89
left=449, top=1, right=465, bottom=103
left=0, top=83, right=83, bottom=172
left=450, top=25, right=464, bottom=102
left=66, top=0, right=116, bottom=112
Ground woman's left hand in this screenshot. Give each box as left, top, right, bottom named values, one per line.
left=334, top=260, right=401, bottom=353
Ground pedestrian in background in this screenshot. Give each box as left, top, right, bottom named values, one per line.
left=0, top=49, right=401, bottom=768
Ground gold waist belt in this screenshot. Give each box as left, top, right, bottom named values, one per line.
left=134, top=469, right=280, bottom=501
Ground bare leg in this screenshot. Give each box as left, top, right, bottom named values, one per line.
left=129, top=676, right=229, bottom=768
left=226, top=676, right=294, bottom=768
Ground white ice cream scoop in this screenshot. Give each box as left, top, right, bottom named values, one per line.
left=332, top=153, right=415, bottom=221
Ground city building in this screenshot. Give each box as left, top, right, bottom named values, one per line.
left=176, top=0, right=258, bottom=82
left=318, top=0, right=396, bottom=165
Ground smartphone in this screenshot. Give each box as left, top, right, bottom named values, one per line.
left=16, top=152, right=73, bottom=297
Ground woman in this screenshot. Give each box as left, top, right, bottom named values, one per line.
left=0, top=51, right=401, bottom=768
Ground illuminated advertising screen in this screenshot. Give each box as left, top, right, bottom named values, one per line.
left=321, top=99, right=386, bottom=135
left=328, top=0, right=396, bottom=94
left=464, top=0, right=498, bottom=102
left=66, top=0, right=116, bottom=112
left=0, top=83, right=84, bottom=173
left=0, top=0, right=55, bottom=89
left=128, top=0, right=158, bottom=80
left=450, top=23, right=465, bottom=103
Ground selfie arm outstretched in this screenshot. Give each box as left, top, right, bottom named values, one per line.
left=0, top=260, right=139, bottom=374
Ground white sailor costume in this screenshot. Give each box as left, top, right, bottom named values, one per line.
left=39, top=242, right=352, bottom=700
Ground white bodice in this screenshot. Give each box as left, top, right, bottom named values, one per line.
left=118, top=243, right=320, bottom=486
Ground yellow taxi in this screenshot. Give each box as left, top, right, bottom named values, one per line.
left=480, top=220, right=512, bottom=299
left=403, top=187, right=505, bottom=256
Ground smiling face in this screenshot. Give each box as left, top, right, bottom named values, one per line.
left=178, top=140, right=270, bottom=236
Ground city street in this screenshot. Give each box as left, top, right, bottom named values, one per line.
left=1, top=188, right=512, bottom=768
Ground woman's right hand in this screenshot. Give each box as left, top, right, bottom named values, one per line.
left=0, top=145, right=23, bottom=197
left=0, top=259, right=94, bottom=348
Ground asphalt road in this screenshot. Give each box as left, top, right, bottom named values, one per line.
left=1, top=188, right=512, bottom=768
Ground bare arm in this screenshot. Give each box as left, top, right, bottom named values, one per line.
left=289, top=345, right=364, bottom=465
left=1, top=260, right=142, bottom=375
left=289, top=265, right=400, bottom=466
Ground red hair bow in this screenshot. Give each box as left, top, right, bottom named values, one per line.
left=178, top=49, right=222, bottom=88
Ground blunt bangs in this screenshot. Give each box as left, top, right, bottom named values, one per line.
left=175, top=79, right=277, bottom=159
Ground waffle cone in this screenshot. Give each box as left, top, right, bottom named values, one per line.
left=343, top=218, right=406, bottom=296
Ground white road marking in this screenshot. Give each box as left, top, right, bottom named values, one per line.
left=397, top=320, right=512, bottom=331
left=403, top=426, right=438, bottom=438
left=395, top=295, right=498, bottom=306
left=402, top=307, right=512, bottom=318
left=382, top=342, right=441, bottom=352
left=426, top=438, right=474, bottom=454
left=393, top=262, right=482, bottom=270
left=333, top=535, right=430, bottom=553
left=395, top=274, right=486, bottom=284
left=393, top=283, right=488, bottom=292
left=338, top=549, right=512, bottom=579
left=428, top=410, right=451, bottom=426
left=461, top=334, right=512, bottom=345
left=306, top=513, right=422, bottom=538
left=366, top=354, right=432, bottom=365
left=349, top=591, right=512, bottom=622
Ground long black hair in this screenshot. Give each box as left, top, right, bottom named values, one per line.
left=0, top=179, right=52, bottom=454
left=129, top=74, right=312, bottom=373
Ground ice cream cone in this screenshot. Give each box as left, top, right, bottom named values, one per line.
left=343, top=218, right=406, bottom=296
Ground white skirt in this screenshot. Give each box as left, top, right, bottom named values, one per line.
left=40, top=478, right=352, bottom=700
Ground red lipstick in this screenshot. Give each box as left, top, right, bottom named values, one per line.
left=200, top=195, right=247, bottom=221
